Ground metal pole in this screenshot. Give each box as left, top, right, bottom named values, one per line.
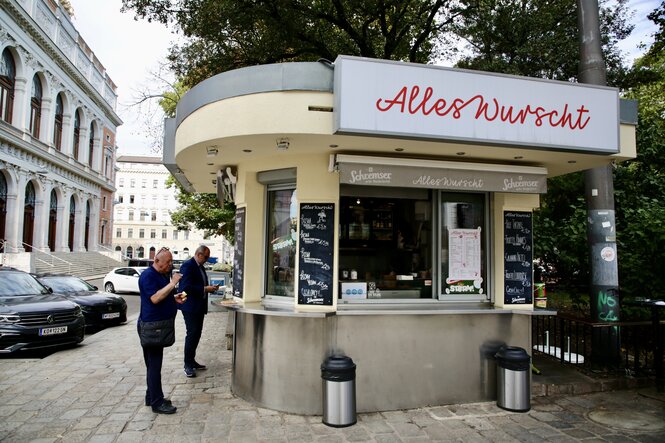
left=577, top=0, right=621, bottom=367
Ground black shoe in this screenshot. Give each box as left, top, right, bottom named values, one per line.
left=152, top=402, right=177, bottom=414
left=184, top=366, right=196, bottom=378
left=193, top=362, right=207, bottom=370
left=145, top=398, right=172, bottom=407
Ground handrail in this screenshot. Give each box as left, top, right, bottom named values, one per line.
left=25, top=242, right=73, bottom=274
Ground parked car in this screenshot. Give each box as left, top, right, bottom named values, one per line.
left=102, top=267, right=147, bottom=294
left=127, top=258, right=153, bottom=267
left=0, top=267, right=85, bottom=354
left=34, top=274, right=128, bottom=331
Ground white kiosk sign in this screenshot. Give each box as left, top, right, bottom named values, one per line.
left=333, top=56, right=620, bottom=154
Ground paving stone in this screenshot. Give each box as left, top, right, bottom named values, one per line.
left=86, top=435, right=117, bottom=443
left=1, top=312, right=664, bottom=442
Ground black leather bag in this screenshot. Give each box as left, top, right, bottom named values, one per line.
left=138, top=318, right=175, bottom=347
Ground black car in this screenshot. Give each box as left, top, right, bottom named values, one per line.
left=35, top=274, right=128, bottom=331
left=0, top=267, right=85, bottom=354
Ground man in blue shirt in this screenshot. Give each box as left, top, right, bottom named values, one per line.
left=178, top=245, right=219, bottom=377
left=139, top=248, right=186, bottom=414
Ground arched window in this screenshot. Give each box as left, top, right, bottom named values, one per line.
left=84, top=201, right=90, bottom=250
left=137, top=246, right=145, bottom=258
left=48, top=189, right=57, bottom=251
left=0, top=49, right=15, bottom=124
left=23, top=182, right=36, bottom=251
left=29, top=75, right=42, bottom=138
left=0, top=172, right=7, bottom=252
left=126, top=246, right=133, bottom=259
left=88, top=122, right=94, bottom=167
left=53, top=94, right=64, bottom=150
left=73, top=109, right=81, bottom=160
left=68, top=196, right=75, bottom=251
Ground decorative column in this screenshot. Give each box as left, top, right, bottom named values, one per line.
left=9, top=171, right=28, bottom=252
left=88, top=197, right=100, bottom=251
left=56, top=186, right=72, bottom=252
left=12, top=76, right=29, bottom=134
left=31, top=175, right=50, bottom=251
left=1, top=165, right=21, bottom=252
left=73, top=192, right=86, bottom=252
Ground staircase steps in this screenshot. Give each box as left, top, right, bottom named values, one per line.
left=33, top=251, right=125, bottom=277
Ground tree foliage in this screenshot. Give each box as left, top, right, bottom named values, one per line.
left=121, top=0, right=470, bottom=87
left=165, top=176, right=236, bottom=241
left=452, top=0, right=633, bottom=84
left=614, top=26, right=665, bottom=298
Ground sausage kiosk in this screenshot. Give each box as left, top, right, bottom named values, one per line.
left=163, top=56, right=637, bottom=413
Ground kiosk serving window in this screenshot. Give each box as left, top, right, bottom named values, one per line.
left=439, top=192, right=488, bottom=301
left=265, top=186, right=297, bottom=297
left=339, top=186, right=433, bottom=300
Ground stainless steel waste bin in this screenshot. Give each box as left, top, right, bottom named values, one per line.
left=321, top=355, right=356, bottom=427
left=495, top=346, right=531, bottom=412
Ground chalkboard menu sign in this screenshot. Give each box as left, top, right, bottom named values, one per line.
left=503, top=211, right=533, bottom=305
left=233, top=207, right=246, bottom=298
left=298, top=203, right=335, bottom=305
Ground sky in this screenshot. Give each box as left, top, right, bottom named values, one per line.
left=67, top=0, right=661, bottom=157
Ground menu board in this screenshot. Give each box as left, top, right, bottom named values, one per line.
left=297, top=203, right=335, bottom=305
left=232, top=207, right=245, bottom=298
left=503, top=211, right=533, bottom=305
left=445, top=228, right=483, bottom=294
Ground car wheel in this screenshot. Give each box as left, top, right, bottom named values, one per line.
left=104, top=282, right=116, bottom=293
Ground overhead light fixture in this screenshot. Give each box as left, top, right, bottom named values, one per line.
left=395, top=148, right=404, bottom=152
left=514, top=156, right=523, bottom=160
left=243, top=149, right=252, bottom=153
left=456, top=152, right=466, bottom=156
left=276, top=138, right=290, bottom=151
left=206, top=146, right=219, bottom=157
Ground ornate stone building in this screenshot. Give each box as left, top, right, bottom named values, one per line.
left=0, top=0, right=120, bottom=260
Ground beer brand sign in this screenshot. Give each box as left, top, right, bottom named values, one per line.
left=338, top=163, right=547, bottom=194
left=333, top=56, right=619, bottom=154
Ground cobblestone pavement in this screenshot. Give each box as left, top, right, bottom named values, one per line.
left=1, top=311, right=664, bottom=442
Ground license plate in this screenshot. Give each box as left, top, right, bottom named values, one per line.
left=102, top=312, right=120, bottom=319
left=39, top=326, right=67, bottom=336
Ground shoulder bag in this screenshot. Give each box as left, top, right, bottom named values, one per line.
left=138, top=318, right=176, bottom=347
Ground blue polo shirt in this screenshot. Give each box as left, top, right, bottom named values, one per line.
left=139, top=266, right=177, bottom=322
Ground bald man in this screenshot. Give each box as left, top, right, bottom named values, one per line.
left=138, top=247, right=186, bottom=414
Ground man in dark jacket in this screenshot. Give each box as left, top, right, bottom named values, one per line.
left=138, top=247, right=186, bottom=414
left=178, top=245, right=219, bottom=377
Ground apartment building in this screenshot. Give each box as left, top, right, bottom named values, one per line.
left=113, top=156, right=232, bottom=264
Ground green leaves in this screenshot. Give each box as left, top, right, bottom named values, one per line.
left=165, top=176, right=236, bottom=241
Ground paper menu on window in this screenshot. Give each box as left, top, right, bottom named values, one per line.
left=448, top=228, right=481, bottom=280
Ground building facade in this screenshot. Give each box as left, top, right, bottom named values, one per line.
left=0, top=0, right=120, bottom=255
left=113, top=156, right=232, bottom=264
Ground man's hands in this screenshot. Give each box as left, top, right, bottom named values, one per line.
left=205, top=284, right=220, bottom=293
left=175, top=291, right=187, bottom=304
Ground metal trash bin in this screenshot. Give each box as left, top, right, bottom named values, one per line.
left=321, top=355, right=356, bottom=427
left=495, top=346, right=531, bottom=412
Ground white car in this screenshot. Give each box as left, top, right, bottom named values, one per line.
left=103, top=267, right=147, bottom=294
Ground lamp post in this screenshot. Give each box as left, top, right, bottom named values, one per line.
left=577, top=0, right=621, bottom=367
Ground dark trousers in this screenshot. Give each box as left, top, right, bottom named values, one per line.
left=182, top=310, right=205, bottom=368
left=142, top=344, right=164, bottom=407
